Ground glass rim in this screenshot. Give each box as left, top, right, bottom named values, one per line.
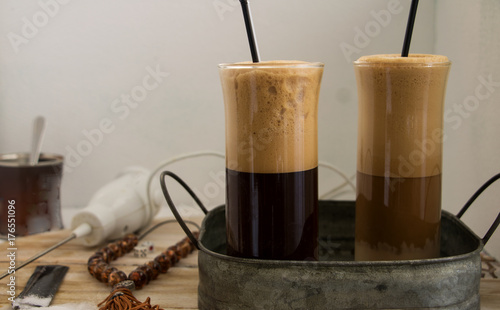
left=353, top=54, right=451, bottom=67
left=0, top=153, right=63, bottom=167
left=218, top=61, right=324, bottom=69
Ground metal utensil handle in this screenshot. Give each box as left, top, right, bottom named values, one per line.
left=160, top=171, right=208, bottom=250
left=456, top=172, right=500, bottom=245
left=30, top=116, right=46, bottom=165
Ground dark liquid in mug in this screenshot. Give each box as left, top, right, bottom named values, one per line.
left=226, top=167, right=318, bottom=260
left=0, top=161, right=63, bottom=236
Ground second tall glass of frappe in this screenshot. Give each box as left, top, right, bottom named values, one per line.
left=354, top=54, right=451, bottom=261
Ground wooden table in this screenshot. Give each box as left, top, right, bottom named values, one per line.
left=1, top=218, right=499, bottom=309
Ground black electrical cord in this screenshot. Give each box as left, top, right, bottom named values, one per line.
left=138, top=219, right=200, bottom=241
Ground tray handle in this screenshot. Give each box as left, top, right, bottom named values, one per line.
left=160, top=171, right=208, bottom=250
left=456, top=172, right=500, bottom=245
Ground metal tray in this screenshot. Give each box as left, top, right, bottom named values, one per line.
left=160, top=171, right=500, bottom=309
left=184, top=200, right=498, bottom=310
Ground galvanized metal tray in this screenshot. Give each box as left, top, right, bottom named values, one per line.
left=160, top=172, right=500, bottom=310
left=189, top=200, right=498, bottom=310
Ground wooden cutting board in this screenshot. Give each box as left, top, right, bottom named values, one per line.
left=1, top=217, right=499, bottom=310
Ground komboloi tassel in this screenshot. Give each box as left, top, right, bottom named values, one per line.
left=98, top=286, right=162, bottom=310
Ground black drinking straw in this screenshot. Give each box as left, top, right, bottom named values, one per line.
left=401, top=0, right=419, bottom=57
left=239, top=0, right=260, bottom=62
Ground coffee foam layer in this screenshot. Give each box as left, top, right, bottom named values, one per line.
left=221, top=61, right=323, bottom=173
left=356, top=54, right=449, bottom=64
left=355, top=55, right=450, bottom=178
left=221, top=60, right=319, bottom=67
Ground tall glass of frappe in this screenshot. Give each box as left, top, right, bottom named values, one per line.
left=354, top=54, right=451, bottom=261
left=219, top=61, right=324, bottom=260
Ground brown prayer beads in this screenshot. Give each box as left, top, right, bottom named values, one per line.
left=87, top=232, right=198, bottom=290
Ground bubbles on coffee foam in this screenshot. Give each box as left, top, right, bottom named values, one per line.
left=221, top=61, right=322, bottom=173
left=354, top=54, right=450, bottom=178
left=356, top=54, right=449, bottom=64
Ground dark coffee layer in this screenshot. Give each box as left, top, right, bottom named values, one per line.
left=226, top=168, right=318, bottom=260
left=355, top=171, right=441, bottom=261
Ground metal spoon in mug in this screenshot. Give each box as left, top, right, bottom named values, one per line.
left=29, top=116, right=46, bottom=165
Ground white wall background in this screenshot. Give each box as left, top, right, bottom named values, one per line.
left=435, top=0, right=500, bottom=259
left=0, top=0, right=498, bottom=258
